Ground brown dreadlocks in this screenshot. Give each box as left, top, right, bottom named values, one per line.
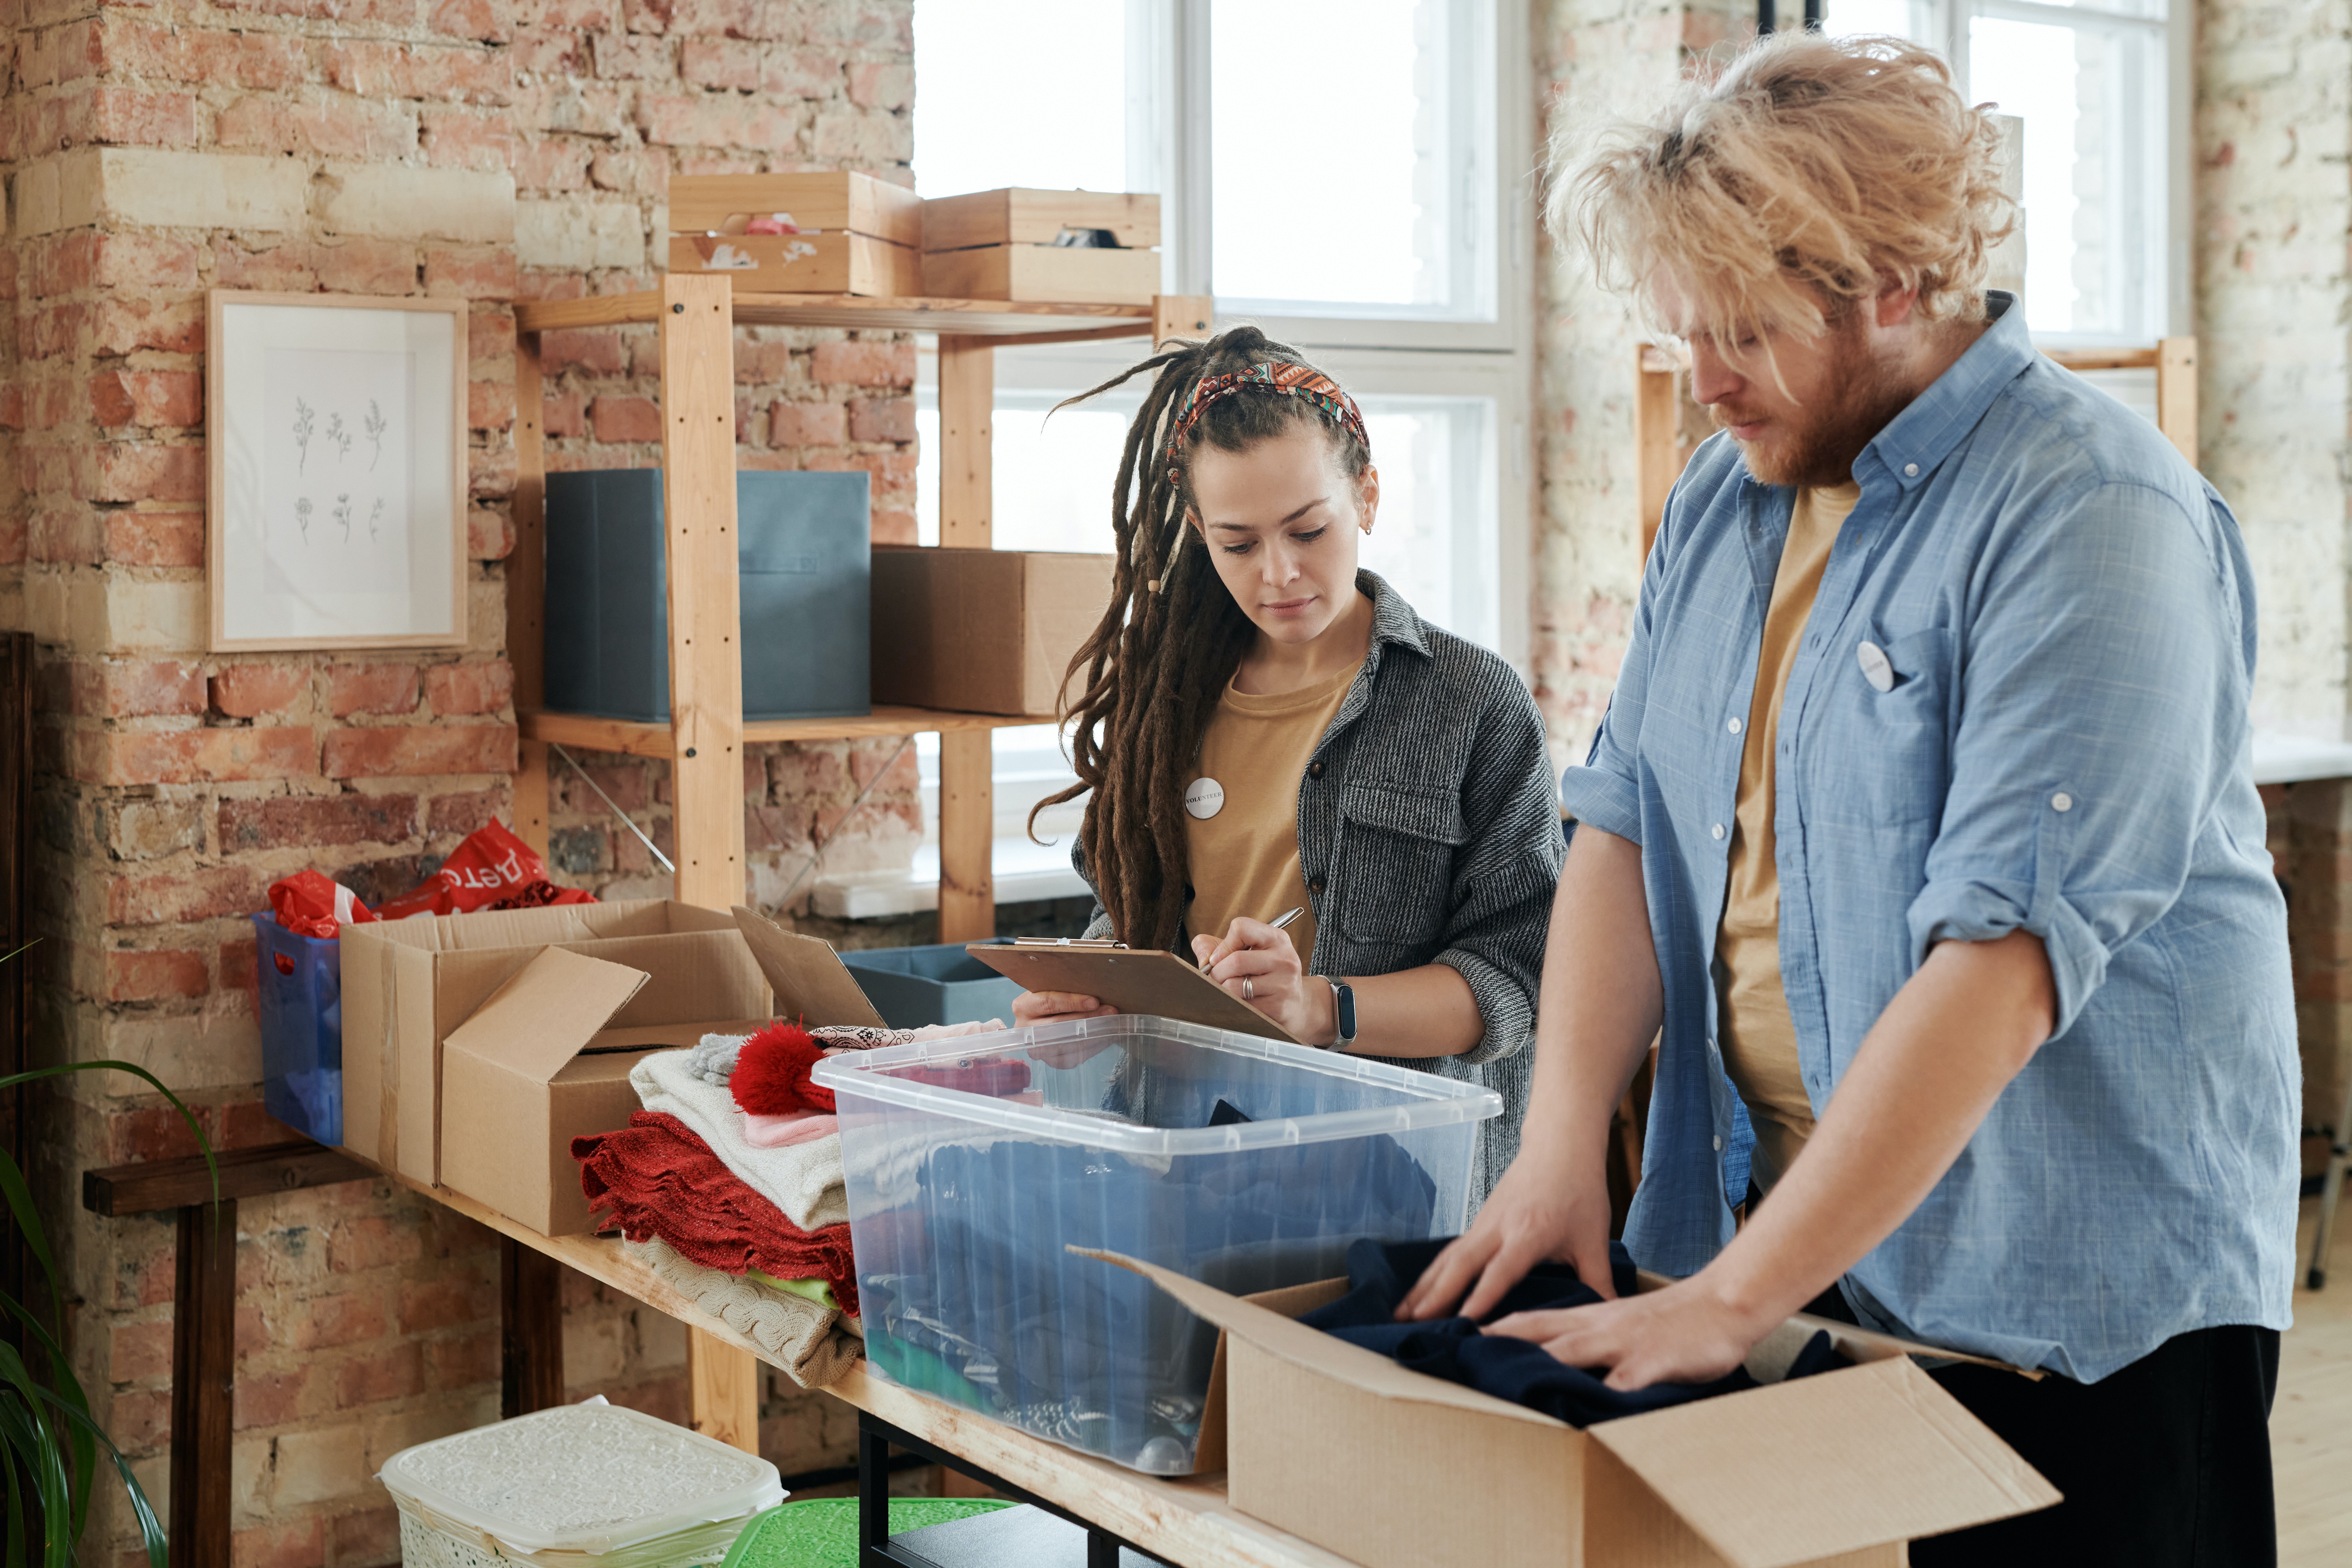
left=1027, top=325, right=1373, bottom=953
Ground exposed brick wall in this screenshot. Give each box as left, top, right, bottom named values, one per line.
left=1528, top=0, right=1746, bottom=768
left=0, top=0, right=915, bottom=1558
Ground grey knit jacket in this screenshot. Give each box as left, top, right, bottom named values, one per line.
left=1074, top=571, right=1567, bottom=1204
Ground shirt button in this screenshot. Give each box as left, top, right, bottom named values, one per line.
left=1904, top=462, right=1920, bottom=477
left=1309, top=877, right=1327, bottom=895
left=1307, top=760, right=1324, bottom=779
left=2051, top=792, right=2074, bottom=813
left=1712, top=1136, right=1724, bottom=1152
left=1726, top=717, right=1743, bottom=734
left=1711, top=822, right=1726, bottom=840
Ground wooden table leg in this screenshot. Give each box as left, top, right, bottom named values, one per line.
left=688, top=1326, right=760, bottom=1454
left=500, top=1235, right=565, bottom=1417
left=170, top=1198, right=235, bottom=1568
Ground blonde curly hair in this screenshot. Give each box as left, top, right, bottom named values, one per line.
left=1553, top=31, right=2016, bottom=350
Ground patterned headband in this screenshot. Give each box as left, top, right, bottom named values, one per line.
left=1163, top=361, right=1372, bottom=482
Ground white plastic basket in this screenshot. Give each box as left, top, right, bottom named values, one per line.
left=379, top=1403, right=783, bottom=1568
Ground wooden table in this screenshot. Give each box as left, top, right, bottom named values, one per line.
left=87, top=1142, right=1350, bottom=1568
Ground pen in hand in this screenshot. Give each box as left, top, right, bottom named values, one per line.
left=1201, top=905, right=1304, bottom=971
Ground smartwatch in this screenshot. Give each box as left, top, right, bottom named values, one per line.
left=1326, top=978, right=1357, bottom=1050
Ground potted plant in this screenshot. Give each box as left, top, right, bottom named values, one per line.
left=2, top=938, right=208, bottom=1568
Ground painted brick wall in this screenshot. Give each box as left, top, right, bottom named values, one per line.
left=0, top=0, right=915, bottom=1559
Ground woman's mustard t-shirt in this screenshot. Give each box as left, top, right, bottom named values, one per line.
left=1183, top=659, right=1363, bottom=961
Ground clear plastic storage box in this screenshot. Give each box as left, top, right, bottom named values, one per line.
left=379, top=1402, right=783, bottom=1568
left=813, top=1014, right=1501, bottom=1476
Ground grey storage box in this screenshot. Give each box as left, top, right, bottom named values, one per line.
left=544, top=469, right=870, bottom=722
left=842, top=939, right=1021, bottom=1029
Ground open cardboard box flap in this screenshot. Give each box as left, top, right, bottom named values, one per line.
left=730, top=906, right=888, bottom=1027
left=1079, top=1247, right=2060, bottom=1568
left=443, top=946, right=650, bottom=1084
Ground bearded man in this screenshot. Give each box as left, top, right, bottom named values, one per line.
left=1406, top=32, right=2299, bottom=1565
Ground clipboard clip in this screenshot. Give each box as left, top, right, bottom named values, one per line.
left=1008, top=936, right=1130, bottom=949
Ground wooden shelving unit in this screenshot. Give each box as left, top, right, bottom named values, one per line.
left=508, top=283, right=1211, bottom=938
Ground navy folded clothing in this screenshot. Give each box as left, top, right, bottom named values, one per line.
left=1300, top=1237, right=1846, bottom=1428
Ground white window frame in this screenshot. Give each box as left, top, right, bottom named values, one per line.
left=1852, top=0, right=2188, bottom=343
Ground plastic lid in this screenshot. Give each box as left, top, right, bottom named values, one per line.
left=378, top=1403, right=784, bottom=1556
left=812, top=1013, right=1502, bottom=1154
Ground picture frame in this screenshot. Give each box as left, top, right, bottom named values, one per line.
left=207, top=290, right=469, bottom=651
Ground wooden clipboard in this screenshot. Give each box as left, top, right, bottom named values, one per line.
left=963, top=943, right=1303, bottom=1044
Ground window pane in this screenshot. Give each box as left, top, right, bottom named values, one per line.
left=911, top=0, right=1125, bottom=196
left=1971, top=13, right=2165, bottom=337
left=1210, top=0, right=1463, bottom=311
left=1821, top=0, right=1927, bottom=40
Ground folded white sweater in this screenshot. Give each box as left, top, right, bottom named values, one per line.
left=629, top=1049, right=849, bottom=1232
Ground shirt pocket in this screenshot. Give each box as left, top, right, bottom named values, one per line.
left=1803, top=624, right=1953, bottom=829
left=1337, top=780, right=1465, bottom=946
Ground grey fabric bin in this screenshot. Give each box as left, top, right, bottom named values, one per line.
left=544, top=469, right=870, bottom=722
left=841, top=940, right=1021, bottom=1029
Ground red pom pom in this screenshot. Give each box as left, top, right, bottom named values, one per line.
left=731, top=1022, right=836, bottom=1115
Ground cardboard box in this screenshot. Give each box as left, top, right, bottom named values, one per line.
left=341, top=901, right=888, bottom=1234
left=1091, top=1250, right=2061, bottom=1568
left=870, top=546, right=1114, bottom=716
left=919, top=244, right=1161, bottom=306
left=669, top=171, right=923, bottom=248
left=922, top=189, right=1161, bottom=252
left=668, top=231, right=922, bottom=296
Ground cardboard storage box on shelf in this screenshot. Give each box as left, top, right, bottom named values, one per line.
left=1091, top=1251, right=2061, bottom=1568
left=870, top=546, right=1114, bottom=716
left=667, top=171, right=922, bottom=295
left=921, top=187, right=1161, bottom=305
left=870, top=545, right=1115, bottom=719
left=340, top=900, right=885, bottom=1235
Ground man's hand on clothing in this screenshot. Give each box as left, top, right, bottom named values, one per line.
left=1484, top=1274, right=1774, bottom=1391
left=1397, top=1143, right=1620, bottom=1319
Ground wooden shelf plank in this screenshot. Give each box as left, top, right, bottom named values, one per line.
left=521, top=705, right=1056, bottom=757
left=83, top=1141, right=370, bottom=1217
left=2044, top=347, right=2161, bottom=372
left=515, top=291, right=1154, bottom=337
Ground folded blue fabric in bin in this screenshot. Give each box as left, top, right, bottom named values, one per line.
left=861, top=1127, right=1440, bottom=1465
left=1299, top=1236, right=1847, bottom=1427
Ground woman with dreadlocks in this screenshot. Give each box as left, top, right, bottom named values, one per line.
left=1010, top=326, right=1566, bottom=1199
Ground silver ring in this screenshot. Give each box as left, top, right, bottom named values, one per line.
left=1243, top=977, right=1254, bottom=1001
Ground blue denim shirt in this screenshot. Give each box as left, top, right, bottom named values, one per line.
left=1561, top=295, right=2300, bottom=1382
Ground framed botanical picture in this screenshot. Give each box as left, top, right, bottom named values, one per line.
left=207, top=291, right=468, bottom=651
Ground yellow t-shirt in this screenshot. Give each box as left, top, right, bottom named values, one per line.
left=1184, top=659, right=1362, bottom=962
left=1716, top=481, right=1861, bottom=1192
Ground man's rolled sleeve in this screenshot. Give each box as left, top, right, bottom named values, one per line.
left=1905, top=478, right=2244, bottom=1041
left=1560, top=494, right=1672, bottom=844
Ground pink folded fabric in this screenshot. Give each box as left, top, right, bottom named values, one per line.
left=743, top=1111, right=840, bottom=1147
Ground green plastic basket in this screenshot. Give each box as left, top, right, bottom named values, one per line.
left=719, top=1498, right=1016, bottom=1568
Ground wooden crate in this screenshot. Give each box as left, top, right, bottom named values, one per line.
left=668, top=171, right=922, bottom=248
left=923, top=188, right=1161, bottom=252
left=669, top=231, right=923, bottom=296
left=921, top=244, right=1161, bottom=305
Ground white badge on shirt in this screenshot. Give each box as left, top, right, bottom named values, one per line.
left=1185, top=777, right=1226, bottom=820
left=1856, top=640, right=1896, bottom=693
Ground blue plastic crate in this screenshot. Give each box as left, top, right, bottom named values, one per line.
left=544, top=468, right=871, bottom=722
left=841, top=939, right=1021, bottom=1030
left=250, top=913, right=343, bottom=1145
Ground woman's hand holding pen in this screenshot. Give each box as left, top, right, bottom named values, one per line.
left=1192, top=912, right=1337, bottom=1046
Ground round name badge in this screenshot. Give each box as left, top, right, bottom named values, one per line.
left=1185, top=777, right=1226, bottom=820
left=1856, top=640, right=1896, bottom=693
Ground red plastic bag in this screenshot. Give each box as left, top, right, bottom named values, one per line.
left=267, top=870, right=379, bottom=942
left=374, top=822, right=595, bottom=921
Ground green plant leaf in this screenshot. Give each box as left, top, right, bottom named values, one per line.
left=0, top=1367, right=72, bottom=1568
left=4, top=1424, right=27, bottom=1568
left=32, top=1389, right=166, bottom=1568
left=0, top=937, right=38, bottom=965
left=0, top=1056, right=212, bottom=1553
